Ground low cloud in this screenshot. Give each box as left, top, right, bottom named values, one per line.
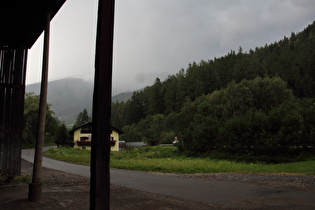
left=27, top=0, right=315, bottom=95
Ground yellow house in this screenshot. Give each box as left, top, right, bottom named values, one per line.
left=70, top=122, right=123, bottom=152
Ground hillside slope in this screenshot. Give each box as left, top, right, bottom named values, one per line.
left=26, top=78, right=134, bottom=124
left=26, top=78, right=93, bottom=124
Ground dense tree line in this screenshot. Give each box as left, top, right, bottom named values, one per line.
left=23, top=93, right=71, bottom=147
left=112, top=21, right=315, bottom=160
left=177, top=77, right=315, bottom=156
left=23, top=93, right=91, bottom=148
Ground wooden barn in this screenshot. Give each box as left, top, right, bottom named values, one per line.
left=0, top=0, right=66, bottom=180
left=1, top=0, right=115, bottom=208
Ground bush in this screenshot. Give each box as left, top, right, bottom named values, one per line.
left=178, top=77, right=315, bottom=161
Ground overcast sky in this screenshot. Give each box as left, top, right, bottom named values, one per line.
left=26, top=0, right=315, bottom=95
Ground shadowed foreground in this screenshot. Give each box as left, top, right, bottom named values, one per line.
left=0, top=160, right=217, bottom=210
left=1, top=159, right=315, bottom=209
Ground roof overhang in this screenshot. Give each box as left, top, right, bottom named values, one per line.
left=70, top=122, right=124, bottom=135
left=0, top=0, right=66, bottom=49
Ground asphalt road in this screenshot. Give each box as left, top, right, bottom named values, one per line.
left=22, top=148, right=315, bottom=208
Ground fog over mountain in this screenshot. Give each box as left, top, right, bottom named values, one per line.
left=26, top=78, right=142, bottom=124
left=26, top=78, right=94, bottom=125
left=26, top=1, right=315, bottom=96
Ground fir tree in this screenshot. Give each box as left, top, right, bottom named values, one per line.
left=72, top=108, right=90, bottom=129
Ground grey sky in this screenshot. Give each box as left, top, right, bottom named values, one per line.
left=26, top=0, right=315, bottom=95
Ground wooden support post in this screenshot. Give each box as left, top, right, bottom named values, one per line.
left=90, top=0, right=115, bottom=209
left=28, top=12, right=50, bottom=202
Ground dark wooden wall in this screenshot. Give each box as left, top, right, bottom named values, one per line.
left=0, top=48, right=28, bottom=177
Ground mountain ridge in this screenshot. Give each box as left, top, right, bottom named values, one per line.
left=26, top=78, right=134, bottom=124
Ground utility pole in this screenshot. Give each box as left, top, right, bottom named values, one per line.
left=90, top=0, right=115, bottom=209
left=28, top=12, right=51, bottom=202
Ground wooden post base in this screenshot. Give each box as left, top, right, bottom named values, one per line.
left=28, top=182, right=42, bottom=202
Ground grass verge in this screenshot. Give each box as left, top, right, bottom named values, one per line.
left=0, top=175, right=32, bottom=184
left=44, top=146, right=315, bottom=175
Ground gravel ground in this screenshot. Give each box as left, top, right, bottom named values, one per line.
left=181, top=172, right=315, bottom=192
left=0, top=160, right=314, bottom=209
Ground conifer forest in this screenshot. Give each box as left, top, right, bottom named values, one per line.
left=111, top=21, right=315, bottom=161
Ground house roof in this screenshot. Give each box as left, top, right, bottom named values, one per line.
left=0, top=0, right=66, bottom=49
left=70, top=122, right=124, bottom=134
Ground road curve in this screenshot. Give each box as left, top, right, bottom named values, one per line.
left=22, top=148, right=315, bottom=208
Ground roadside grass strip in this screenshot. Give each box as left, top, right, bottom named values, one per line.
left=45, top=146, right=315, bottom=175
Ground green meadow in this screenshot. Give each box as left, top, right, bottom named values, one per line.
left=44, top=146, right=315, bottom=175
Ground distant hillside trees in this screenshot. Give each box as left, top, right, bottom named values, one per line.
left=177, top=77, right=315, bottom=156
left=23, top=93, right=74, bottom=147
left=112, top=21, right=315, bottom=161
left=54, top=123, right=73, bottom=147
left=23, top=93, right=60, bottom=146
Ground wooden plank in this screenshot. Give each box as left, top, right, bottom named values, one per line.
left=0, top=50, right=4, bottom=174
left=14, top=49, right=27, bottom=175
left=0, top=49, right=27, bottom=177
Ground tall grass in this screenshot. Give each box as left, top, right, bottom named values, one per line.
left=45, top=147, right=90, bottom=165
left=44, top=146, right=315, bottom=175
